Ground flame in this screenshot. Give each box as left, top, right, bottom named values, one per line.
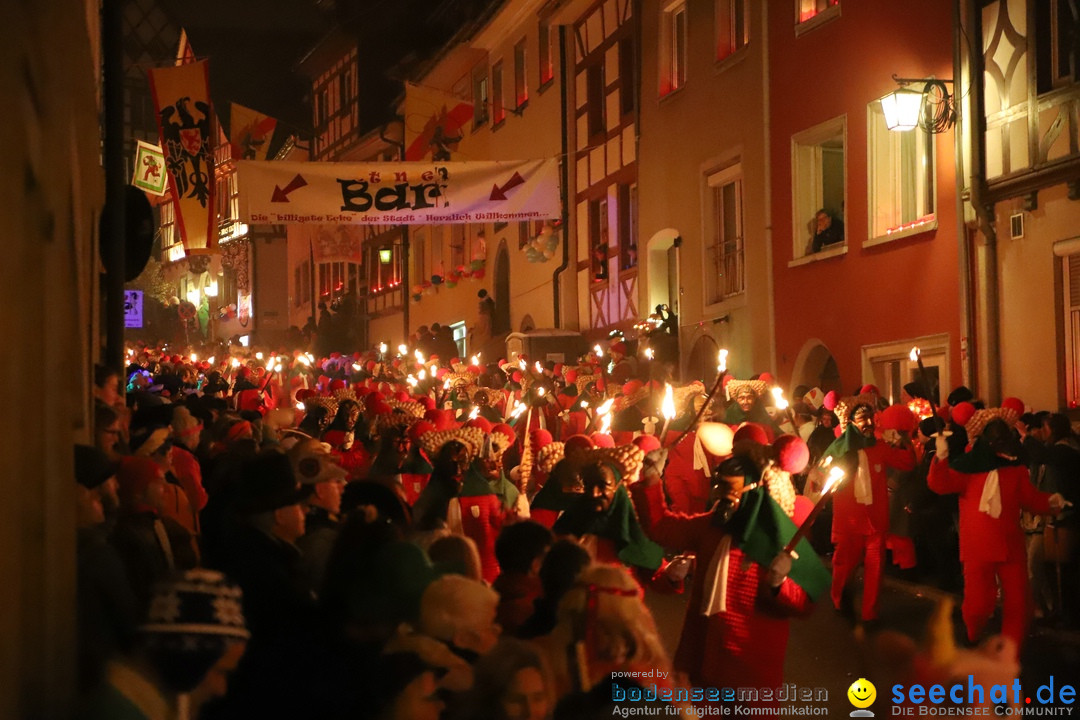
left=296, top=402, right=306, bottom=411
left=510, top=401, right=527, bottom=418
left=190, top=353, right=198, bottom=362
left=822, top=466, right=846, bottom=494
left=418, top=370, right=427, bottom=381
left=298, top=355, right=311, bottom=366
left=534, top=361, right=543, bottom=374
left=443, top=378, right=451, bottom=389
left=596, top=398, right=615, bottom=416
left=718, top=349, right=728, bottom=374
left=406, top=375, right=418, bottom=387
left=431, top=365, right=438, bottom=375
left=594, top=344, right=603, bottom=358
left=273, top=363, right=282, bottom=373
left=661, top=384, right=676, bottom=419
left=580, top=400, right=590, bottom=409
left=398, top=344, right=408, bottom=356
left=414, top=350, right=424, bottom=363
left=645, top=347, right=654, bottom=360
left=909, top=346, right=920, bottom=362
left=537, top=387, right=546, bottom=396
left=255, top=352, right=264, bottom=360
left=471, top=355, right=479, bottom=366
left=771, top=387, right=789, bottom=410
left=352, top=362, right=362, bottom=371
left=230, top=358, right=240, bottom=368
left=599, top=412, right=613, bottom=434
left=468, top=406, right=480, bottom=420
left=378, top=342, right=388, bottom=354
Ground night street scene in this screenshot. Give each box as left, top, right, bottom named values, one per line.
left=9, top=0, right=1080, bottom=718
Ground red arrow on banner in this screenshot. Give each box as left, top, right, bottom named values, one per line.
left=271, top=174, right=308, bottom=202
left=489, top=172, right=525, bottom=201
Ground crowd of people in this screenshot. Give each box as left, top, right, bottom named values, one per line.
left=74, top=336, right=1078, bottom=719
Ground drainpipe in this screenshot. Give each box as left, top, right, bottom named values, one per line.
left=103, top=0, right=126, bottom=372
left=953, top=0, right=975, bottom=392
left=552, top=24, right=570, bottom=328
left=961, top=0, right=1001, bottom=404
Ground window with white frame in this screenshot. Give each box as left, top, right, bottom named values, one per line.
left=514, top=38, right=528, bottom=108
left=1036, top=0, right=1080, bottom=92
left=716, top=0, right=749, bottom=61
left=660, top=1, right=687, bottom=96
left=797, top=0, right=839, bottom=24
left=868, top=99, right=935, bottom=241
left=492, top=61, right=506, bottom=125
left=792, top=116, right=846, bottom=259
left=473, top=67, right=489, bottom=127
left=705, top=164, right=744, bottom=305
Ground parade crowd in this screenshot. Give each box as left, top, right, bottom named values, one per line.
left=74, top=335, right=1078, bottom=719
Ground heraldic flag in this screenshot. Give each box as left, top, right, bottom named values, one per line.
left=404, top=82, right=473, bottom=161
left=230, top=102, right=278, bottom=161
left=149, top=59, right=216, bottom=253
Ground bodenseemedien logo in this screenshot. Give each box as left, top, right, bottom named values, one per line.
left=849, top=678, right=877, bottom=717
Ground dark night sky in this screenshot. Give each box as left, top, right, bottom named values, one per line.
left=159, top=0, right=329, bottom=134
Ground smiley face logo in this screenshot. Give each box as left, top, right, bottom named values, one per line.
left=848, top=678, right=876, bottom=709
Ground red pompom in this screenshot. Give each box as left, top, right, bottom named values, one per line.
left=590, top=432, right=615, bottom=448
left=773, top=434, right=810, bottom=474
left=879, top=403, right=917, bottom=433
left=822, top=390, right=839, bottom=412
left=1001, top=396, right=1025, bottom=417
left=632, top=434, right=662, bottom=453
left=732, top=422, right=770, bottom=447
left=950, top=401, right=976, bottom=428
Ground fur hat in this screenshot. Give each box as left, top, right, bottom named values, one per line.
left=288, top=438, right=348, bottom=485
left=726, top=379, right=768, bottom=402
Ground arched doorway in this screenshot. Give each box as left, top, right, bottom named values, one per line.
left=791, top=339, right=842, bottom=394
left=494, top=241, right=510, bottom=334
left=645, top=228, right=681, bottom=317
left=686, top=334, right=720, bottom=386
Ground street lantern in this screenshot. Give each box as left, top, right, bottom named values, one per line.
left=379, top=248, right=393, bottom=265
left=881, top=75, right=956, bottom=134
left=880, top=87, right=924, bottom=131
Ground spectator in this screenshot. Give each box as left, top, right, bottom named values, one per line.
left=809, top=208, right=844, bottom=253
left=493, top=521, right=554, bottom=635
left=517, top=539, right=592, bottom=639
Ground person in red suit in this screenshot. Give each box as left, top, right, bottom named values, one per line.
left=458, top=429, right=524, bottom=583
left=820, top=402, right=915, bottom=622
left=629, top=444, right=829, bottom=690
left=928, top=417, right=1065, bottom=647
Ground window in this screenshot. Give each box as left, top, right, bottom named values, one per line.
left=792, top=116, right=846, bottom=259
left=589, top=198, right=609, bottom=282
left=868, top=99, right=935, bottom=242
left=539, top=21, right=554, bottom=87
left=413, top=229, right=427, bottom=283
left=451, top=320, right=468, bottom=357
left=159, top=200, right=176, bottom=251
left=473, top=67, right=489, bottom=127
left=492, top=61, right=506, bottom=125
left=797, top=0, right=839, bottom=24
left=705, top=165, right=744, bottom=304
left=319, top=261, right=348, bottom=302
left=518, top=222, right=530, bottom=250
left=716, top=0, right=749, bottom=61
left=586, top=61, right=605, bottom=138
left=340, top=67, right=353, bottom=112
left=451, top=225, right=467, bottom=271
left=619, top=38, right=635, bottom=116
left=1037, top=0, right=1080, bottom=93
left=862, top=336, right=948, bottom=407
left=618, top=183, right=638, bottom=270
left=514, top=38, right=528, bottom=109
left=220, top=267, right=238, bottom=307
left=369, top=246, right=400, bottom=292
left=660, top=1, right=687, bottom=95
left=294, top=260, right=310, bottom=308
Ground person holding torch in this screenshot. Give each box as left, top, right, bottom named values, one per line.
left=820, top=400, right=915, bottom=623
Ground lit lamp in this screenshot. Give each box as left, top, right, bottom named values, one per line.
left=204, top=281, right=218, bottom=342
left=881, top=75, right=956, bottom=134
left=379, top=248, right=393, bottom=265
left=880, top=86, right=924, bottom=131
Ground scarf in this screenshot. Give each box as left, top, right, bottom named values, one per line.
left=554, top=485, right=664, bottom=571
left=948, top=439, right=1022, bottom=519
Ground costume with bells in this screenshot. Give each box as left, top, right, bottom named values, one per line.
left=630, top=436, right=829, bottom=689
left=820, top=400, right=915, bottom=621
left=928, top=410, right=1063, bottom=647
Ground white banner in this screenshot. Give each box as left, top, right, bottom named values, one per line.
left=237, top=159, right=561, bottom=226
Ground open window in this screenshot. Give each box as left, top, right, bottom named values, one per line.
left=659, top=0, right=687, bottom=96
left=705, top=162, right=744, bottom=306
left=716, top=0, right=749, bottom=62
left=791, top=116, right=846, bottom=261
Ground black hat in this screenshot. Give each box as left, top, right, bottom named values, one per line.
left=947, top=385, right=974, bottom=406
left=203, top=371, right=230, bottom=395
left=903, top=382, right=927, bottom=400
left=75, top=444, right=118, bottom=489
left=918, top=416, right=945, bottom=438
left=234, top=451, right=312, bottom=515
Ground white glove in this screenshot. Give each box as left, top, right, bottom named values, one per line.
left=665, top=554, right=693, bottom=582
left=1048, top=493, right=1068, bottom=514
left=935, top=433, right=949, bottom=461
left=767, top=552, right=793, bottom=588
left=513, top=493, right=531, bottom=519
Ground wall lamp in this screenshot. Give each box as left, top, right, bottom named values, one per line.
left=881, top=75, right=956, bottom=134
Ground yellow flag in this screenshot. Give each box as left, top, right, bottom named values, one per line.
left=230, top=103, right=278, bottom=161
left=404, top=82, right=473, bottom=161
left=149, top=60, right=216, bottom=254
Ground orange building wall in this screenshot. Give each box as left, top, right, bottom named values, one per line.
left=768, top=1, right=962, bottom=394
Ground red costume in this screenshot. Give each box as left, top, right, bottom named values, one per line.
left=829, top=441, right=915, bottom=620
left=631, top=482, right=813, bottom=688
left=928, top=459, right=1051, bottom=646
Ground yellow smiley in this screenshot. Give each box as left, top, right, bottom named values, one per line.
left=848, top=678, right=877, bottom=709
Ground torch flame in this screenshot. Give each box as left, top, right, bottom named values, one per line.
left=230, top=358, right=240, bottom=368
left=414, top=349, right=424, bottom=363
left=398, top=344, right=408, bottom=356
left=580, top=400, right=590, bottom=409
left=468, top=406, right=480, bottom=420
left=298, top=355, right=311, bottom=366
left=822, top=466, right=846, bottom=494
left=535, top=361, right=543, bottom=374
left=718, top=349, right=728, bottom=374
left=594, top=344, right=603, bottom=358
left=378, top=342, right=388, bottom=354
left=443, top=378, right=451, bottom=389
left=352, top=363, right=362, bottom=371
left=418, top=370, right=427, bottom=381
left=296, top=402, right=306, bottom=412
left=537, top=387, right=546, bottom=397
left=406, top=375, right=418, bottom=387
left=645, top=347, right=654, bottom=360
left=471, top=355, right=479, bottom=366
left=771, top=387, right=789, bottom=410
left=599, top=412, right=613, bottom=434
left=510, top=401, right=527, bottom=418
left=190, top=353, right=198, bottom=362
left=431, top=365, right=438, bottom=375
left=255, top=352, right=264, bottom=360
left=909, top=346, right=920, bottom=362
left=273, top=363, right=282, bottom=373
left=661, top=384, right=676, bottom=420
left=596, top=398, right=615, bottom=416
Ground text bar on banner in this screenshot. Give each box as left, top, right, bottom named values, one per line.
left=237, top=159, right=561, bottom=225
